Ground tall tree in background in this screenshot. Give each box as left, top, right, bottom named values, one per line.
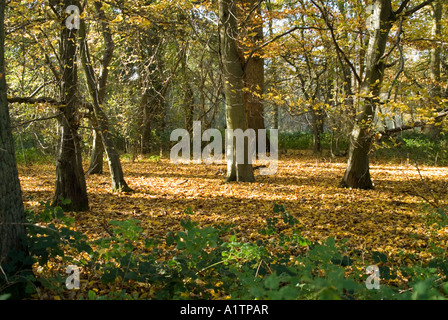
left=219, top=0, right=255, bottom=182
left=79, top=2, right=132, bottom=192
left=138, top=28, right=167, bottom=154
left=52, top=0, right=89, bottom=210
left=0, top=0, right=31, bottom=292
left=424, top=0, right=442, bottom=138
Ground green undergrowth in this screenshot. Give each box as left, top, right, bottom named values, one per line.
left=1, top=203, right=448, bottom=300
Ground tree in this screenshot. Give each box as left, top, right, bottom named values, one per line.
left=52, top=0, right=89, bottom=210
left=242, top=0, right=266, bottom=141
left=0, top=0, right=31, bottom=294
left=137, top=27, right=168, bottom=154
left=423, top=0, right=443, bottom=138
left=336, top=0, right=436, bottom=189
left=79, top=2, right=132, bottom=192
left=219, top=0, right=255, bottom=182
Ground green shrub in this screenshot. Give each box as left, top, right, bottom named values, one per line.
left=15, top=147, right=52, bottom=165
left=374, top=132, right=448, bottom=165
left=3, top=202, right=448, bottom=300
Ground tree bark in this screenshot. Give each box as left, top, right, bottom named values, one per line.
left=341, top=0, right=394, bottom=189
left=138, top=31, right=166, bottom=155
left=311, top=108, right=324, bottom=154
left=140, top=89, right=152, bottom=155
left=243, top=0, right=266, bottom=151
left=53, top=0, right=89, bottom=211
left=87, top=125, right=104, bottom=174
left=79, top=3, right=132, bottom=192
left=219, top=0, right=255, bottom=182
left=181, top=47, right=195, bottom=136
left=0, top=0, right=30, bottom=280
left=424, top=0, right=442, bottom=138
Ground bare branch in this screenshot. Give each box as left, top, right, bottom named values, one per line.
left=244, top=0, right=264, bottom=23
left=405, top=0, right=436, bottom=16
left=310, top=0, right=362, bottom=84
left=395, top=0, right=411, bottom=16
left=7, top=96, right=62, bottom=105
left=244, top=25, right=327, bottom=69
left=379, top=108, right=448, bottom=137
left=10, top=114, right=60, bottom=129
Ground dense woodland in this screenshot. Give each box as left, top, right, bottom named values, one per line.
left=1, top=0, right=448, bottom=301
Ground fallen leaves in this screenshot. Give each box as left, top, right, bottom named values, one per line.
left=18, top=153, right=448, bottom=270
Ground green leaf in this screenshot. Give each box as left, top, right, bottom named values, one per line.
left=372, top=251, right=388, bottom=264
left=264, top=273, right=279, bottom=290
left=88, top=290, right=97, bottom=300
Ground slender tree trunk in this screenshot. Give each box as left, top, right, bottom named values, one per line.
left=219, top=0, right=254, bottom=182
left=341, top=0, right=394, bottom=189
left=138, top=31, right=166, bottom=155
left=140, top=87, right=165, bottom=154
left=140, top=88, right=152, bottom=155
left=312, top=108, right=324, bottom=154
left=79, top=4, right=132, bottom=192
left=53, top=0, right=89, bottom=210
left=183, top=84, right=195, bottom=134
left=87, top=125, right=104, bottom=174
left=181, top=47, right=195, bottom=135
left=273, top=105, right=279, bottom=130
left=424, top=0, right=442, bottom=138
left=0, top=0, right=31, bottom=286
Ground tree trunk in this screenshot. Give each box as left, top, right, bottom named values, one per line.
left=140, top=88, right=152, bottom=155
left=0, top=0, right=31, bottom=285
left=219, top=0, right=255, bottom=182
left=87, top=125, right=104, bottom=174
left=424, top=0, right=442, bottom=138
left=53, top=0, right=89, bottom=211
left=312, top=108, right=324, bottom=154
left=243, top=0, right=266, bottom=151
left=273, top=105, right=279, bottom=130
left=79, top=4, right=132, bottom=192
left=341, top=0, right=394, bottom=189
left=140, top=87, right=165, bottom=155
left=138, top=31, right=166, bottom=155
left=243, top=41, right=264, bottom=128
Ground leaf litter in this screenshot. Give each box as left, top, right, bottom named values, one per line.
left=18, top=154, right=448, bottom=290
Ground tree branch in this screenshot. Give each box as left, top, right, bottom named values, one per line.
left=395, top=0, right=411, bottom=16
left=10, top=114, right=60, bottom=129
left=404, top=0, right=436, bottom=16
left=244, top=0, right=264, bottom=23
left=243, top=26, right=327, bottom=70
left=379, top=108, right=448, bottom=137
left=310, top=0, right=362, bottom=84
left=7, top=96, right=62, bottom=105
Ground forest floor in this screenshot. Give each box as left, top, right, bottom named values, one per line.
left=18, top=152, right=448, bottom=271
